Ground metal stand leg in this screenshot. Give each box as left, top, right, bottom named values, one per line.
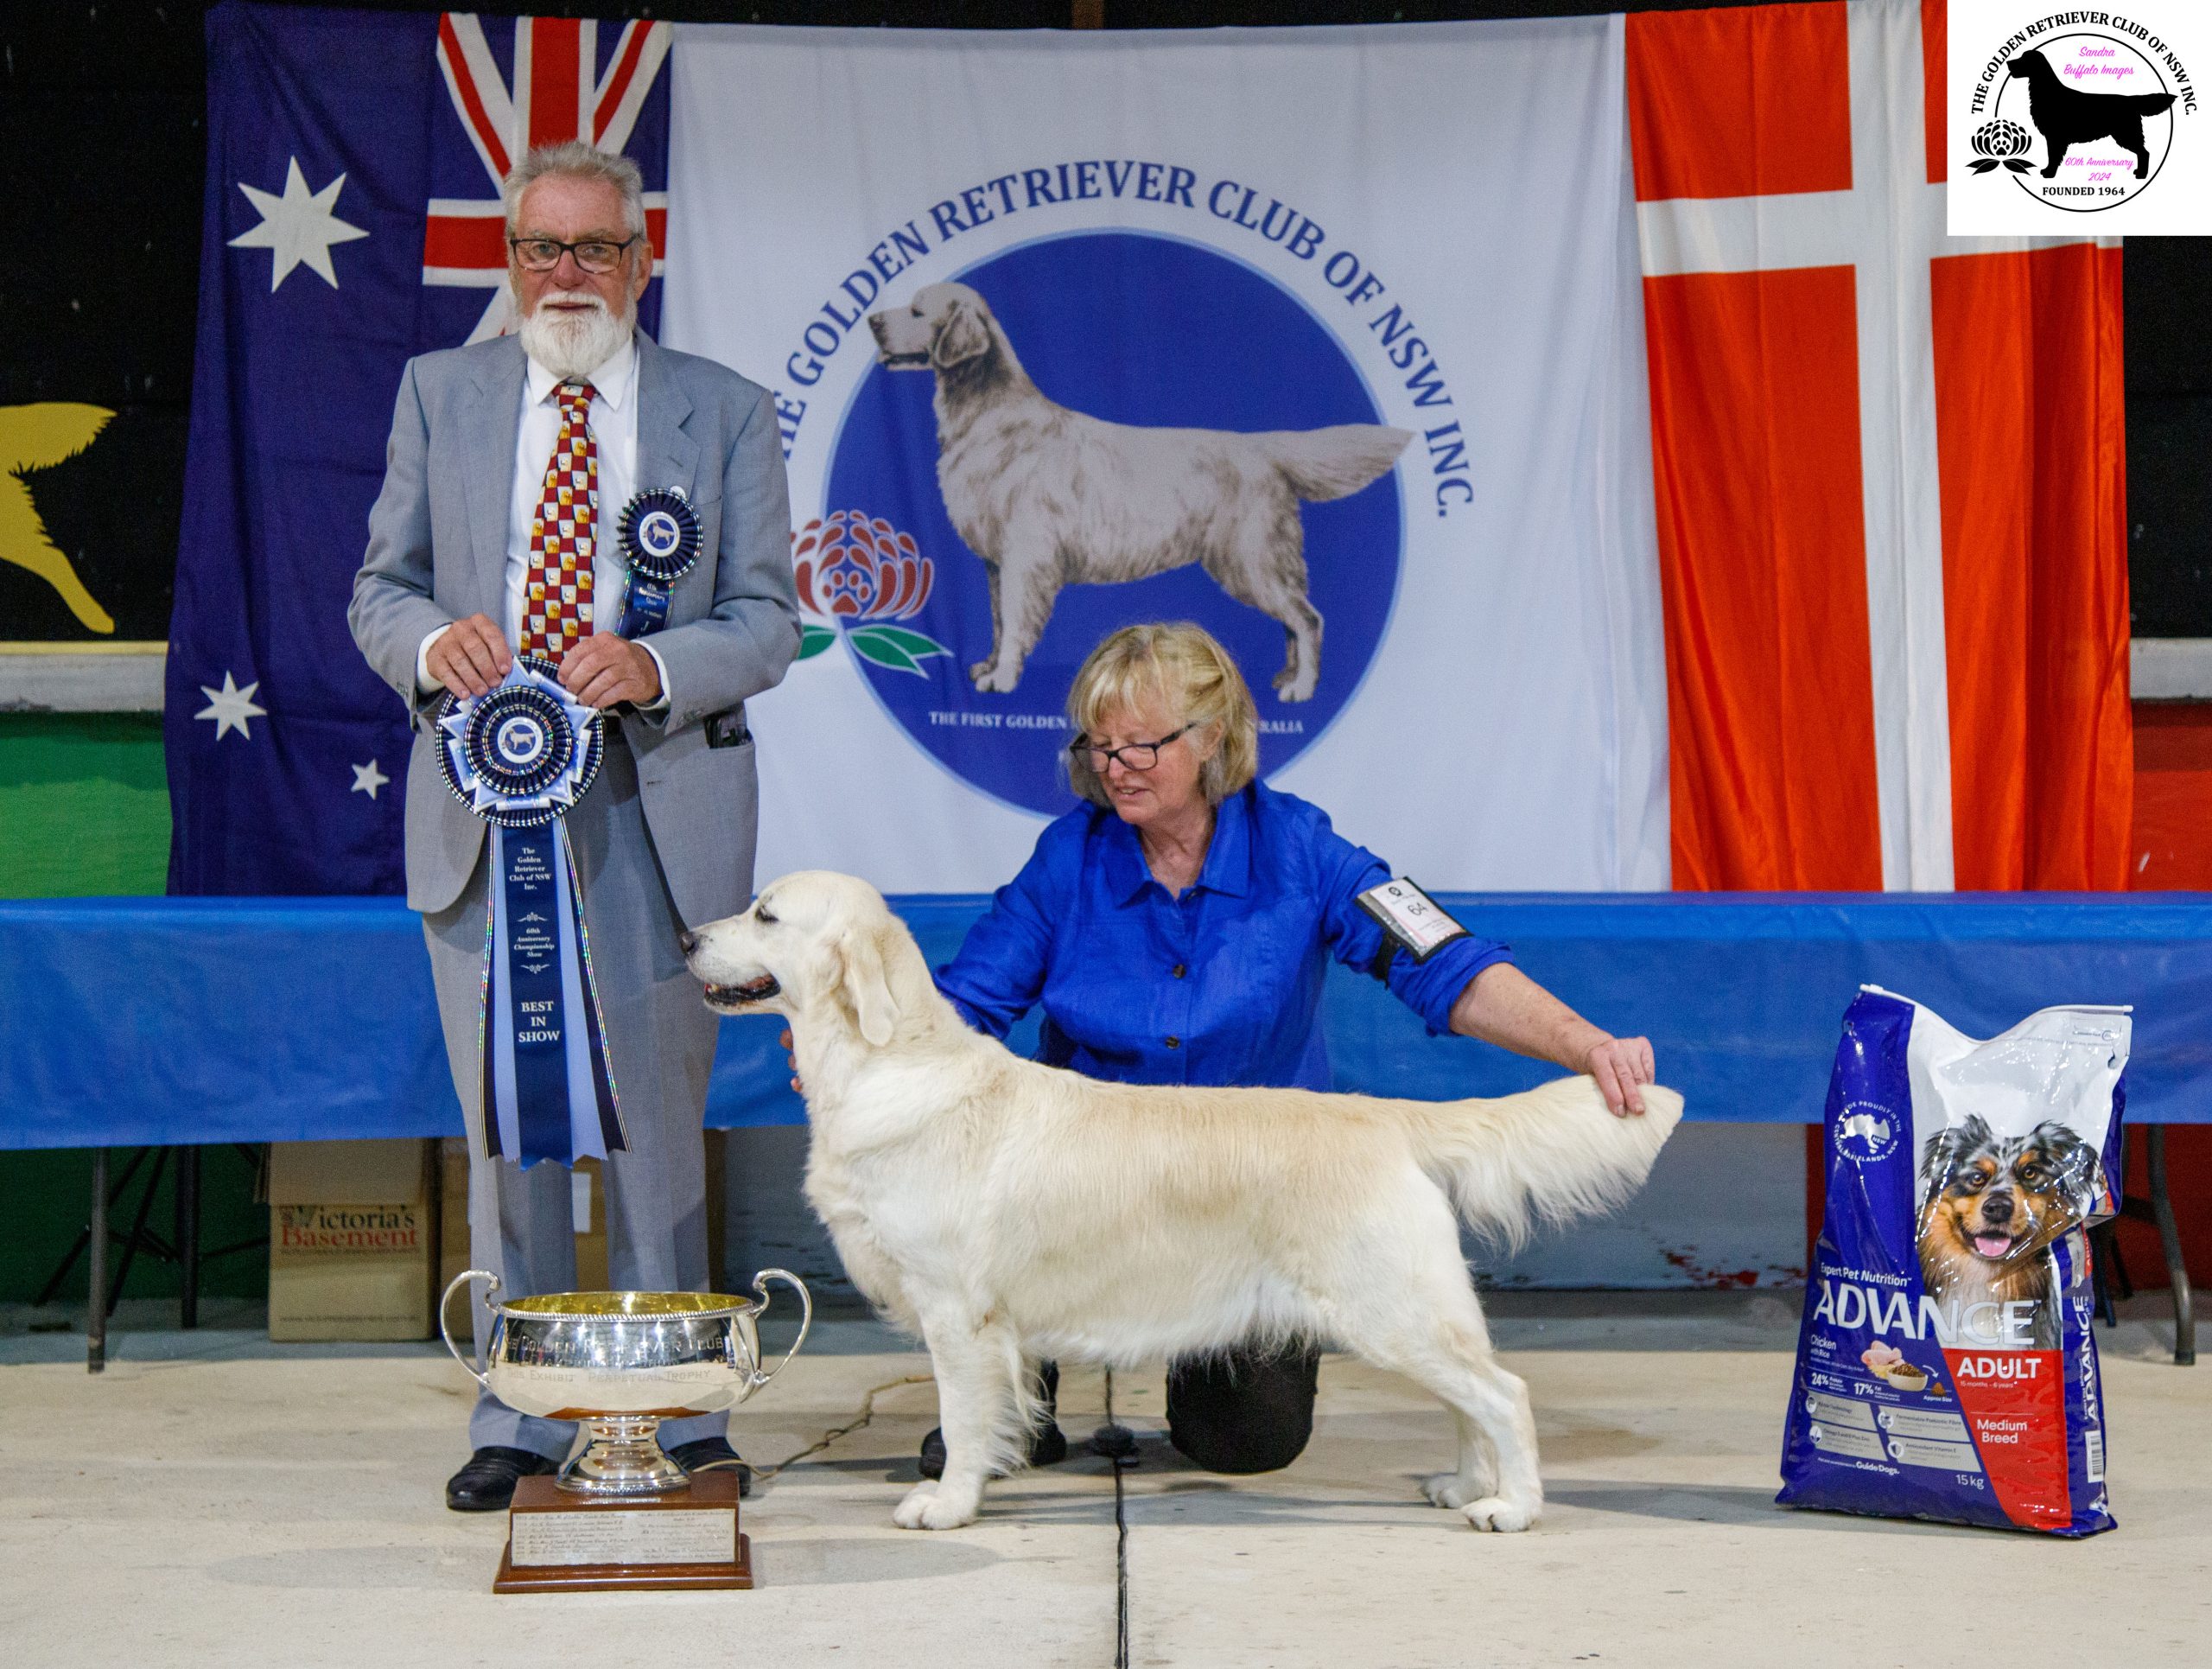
left=86, top=1150, right=108, bottom=1375
left=105, top=1149, right=168, bottom=1320
left=176, top=1147, right=200, bottom=1330
left=2145, top=1127, right=2195, bottom=1366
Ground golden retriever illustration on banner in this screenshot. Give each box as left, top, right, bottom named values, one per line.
left=868, top=282, right=1410, bottom=702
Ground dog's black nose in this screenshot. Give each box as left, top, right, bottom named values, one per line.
left=677, top=930, right=697, bottom=956
left=1980, top=1192, right=2013, bottom=1222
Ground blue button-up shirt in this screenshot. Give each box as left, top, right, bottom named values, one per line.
left=934, top=782, right=1514, bottom=1091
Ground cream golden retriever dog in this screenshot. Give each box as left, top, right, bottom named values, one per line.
left=867, top=282, right=1410, bottom=703
left=684, top=871, right=1681, bottom=1532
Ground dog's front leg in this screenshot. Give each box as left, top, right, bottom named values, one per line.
left=894, top=1318, right=1018, bottom=1531
left=970, top=550, right=1058, bottom=695
left=969, top=558, right=1005, bottom=686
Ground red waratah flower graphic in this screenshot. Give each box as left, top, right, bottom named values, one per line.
left=790, top=512, right=952, bottom=674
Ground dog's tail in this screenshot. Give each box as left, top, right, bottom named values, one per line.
left=2127, top=92, right=2180, bottom=117
left=1402, top=1076, right=1682, bottom=1252
left=1257, top=424, right=1413, bottom=502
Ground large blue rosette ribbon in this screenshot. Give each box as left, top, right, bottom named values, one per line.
left=437, top=658, right=626, bottom=1168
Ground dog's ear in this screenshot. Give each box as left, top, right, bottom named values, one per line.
left=931, top=296, right=991, bottom=370
left=836, top=926, right=899, bottom=1048
left=1920, top=1115, right=1986, bottom=1189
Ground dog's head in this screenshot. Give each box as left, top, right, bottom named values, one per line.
left=868, top=283, right=998, bottom=374
left=1918, top=1114, right=2096, bottom=1268
left=683, top=870, right=906, bottom=1048
left=2006, top=49, right=2050, bottom=81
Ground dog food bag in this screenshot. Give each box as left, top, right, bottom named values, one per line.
left=1777, top=985, right=2128, bottom=1536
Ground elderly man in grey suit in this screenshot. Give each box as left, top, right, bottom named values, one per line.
left=349, top=140, right=798, bottom=1512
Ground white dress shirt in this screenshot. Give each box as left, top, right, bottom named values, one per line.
left=416, top=333, right=669, bottom=707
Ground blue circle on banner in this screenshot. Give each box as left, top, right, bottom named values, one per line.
left=817, top=231, right=1404, bottom=816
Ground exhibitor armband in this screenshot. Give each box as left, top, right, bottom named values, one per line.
left=1356, top=878, right=1470, bottom=975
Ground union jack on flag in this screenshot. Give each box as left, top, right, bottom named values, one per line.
left=426, top=13, right=671, bottom=342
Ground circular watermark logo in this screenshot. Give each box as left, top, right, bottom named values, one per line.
left=1988, top=33, right=2177, bottom=212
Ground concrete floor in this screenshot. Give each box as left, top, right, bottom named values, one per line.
left=3, top=1294, right=2207, bottom=1668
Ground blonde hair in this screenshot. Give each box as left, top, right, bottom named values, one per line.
left=1065, top=623, right=1259, bottom=807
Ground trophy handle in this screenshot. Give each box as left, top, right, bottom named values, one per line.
left=748, top=1268, right=812, bottom=1387
left=440, top=1268, right=500, bottom=1389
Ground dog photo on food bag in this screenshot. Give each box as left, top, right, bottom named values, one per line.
left=1916, top=1115, right=2098, bottom=1350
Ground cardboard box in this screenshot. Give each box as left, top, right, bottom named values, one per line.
left=437, top=1137, right=472, bottom=1298
left=572, top=1157, right=609, bottom=1290
left=268, top=1139, right=435, bottom=1341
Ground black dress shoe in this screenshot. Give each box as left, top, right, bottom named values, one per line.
left=445, top=1445, right=558, bottom=1513
left=666, top=1436, right=753, bottom=1498
left=918, top=1421, right=1070, bottom=1481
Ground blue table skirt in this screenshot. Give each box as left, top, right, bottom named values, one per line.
left=3, top=893, right=2209, bottom=1150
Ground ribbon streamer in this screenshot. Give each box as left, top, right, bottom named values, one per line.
left=441, top=659, right=625, bottom=1168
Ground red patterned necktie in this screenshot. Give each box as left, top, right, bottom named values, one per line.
left=522, top=379, right=598, bottom=666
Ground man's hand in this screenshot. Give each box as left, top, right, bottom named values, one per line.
left=1581, top=1034, right=1656, bottom=1118
left=425, top=613, right=512, bottom=698
left=560, top=633, right=662, bottom=710
left=779, top=1028, right=804, bottom=1095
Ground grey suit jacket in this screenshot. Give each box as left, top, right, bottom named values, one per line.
left=347, top=332, right=799, bottom=927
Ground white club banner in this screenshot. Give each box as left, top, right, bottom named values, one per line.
left=664, top=19, right=1668, bottom=895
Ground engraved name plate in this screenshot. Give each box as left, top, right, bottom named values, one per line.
left=510, top=1506, right=736, bottom=1568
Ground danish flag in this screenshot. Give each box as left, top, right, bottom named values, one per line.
left=1630, top=0, right=2132, bottom=894
left=423, top=13, right=672, bottom=343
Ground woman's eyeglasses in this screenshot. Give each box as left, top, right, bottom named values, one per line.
left=1068, top=726, right=1190, bottom=773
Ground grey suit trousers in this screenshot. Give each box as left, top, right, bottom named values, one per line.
left=424, top=725, right=728, bottom=1461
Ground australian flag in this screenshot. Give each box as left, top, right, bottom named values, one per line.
left=167, top=3, right=671, bottom=895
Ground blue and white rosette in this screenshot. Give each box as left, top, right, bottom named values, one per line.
left=437, top=658, right=625, bottom=1169
left=614, top=486, right=702, bottom=639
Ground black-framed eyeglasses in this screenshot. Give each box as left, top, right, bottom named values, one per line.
left=1068, top=726, right=1190, bottom=774
left=508, top=235, right=640, bottom=274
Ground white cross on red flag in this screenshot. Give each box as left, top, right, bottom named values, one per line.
left=1630, top=0, right=2132, bottom=893
left=423, top=13, right=671, bottom=343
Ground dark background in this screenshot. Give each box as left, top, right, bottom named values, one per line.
left=3, top=0, right=2205, bottom=642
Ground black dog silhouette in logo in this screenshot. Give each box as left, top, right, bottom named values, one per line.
left=2008, top=48, right=2177, bottom=181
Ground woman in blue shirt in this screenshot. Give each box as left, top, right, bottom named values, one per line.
left=920, top=622, right=1656, bottom=1479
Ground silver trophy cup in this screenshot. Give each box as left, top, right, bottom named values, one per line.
left=441, top=1268, right=812, bottom=1496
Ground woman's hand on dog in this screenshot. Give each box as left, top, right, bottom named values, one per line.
left=1580, top=1035, right=1656, bottom=1118
left=780, top=1028, right=802, bottom=1095
left=1448, top=964, right=1656, bottom=1116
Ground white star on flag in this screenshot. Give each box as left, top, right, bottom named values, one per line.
left=228, top=156, right=368, bottom=291
left=194, top=672, right=267, bottom=741
left=350, top=760, right=390, bottom=799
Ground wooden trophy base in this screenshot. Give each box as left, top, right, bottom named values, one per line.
left=493, top=1471, right=753, bottom=1593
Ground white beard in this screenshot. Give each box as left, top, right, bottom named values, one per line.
left=517, top=289, right=632, bottom=380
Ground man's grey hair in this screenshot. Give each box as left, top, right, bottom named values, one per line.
left=503, top=141, right=648, bottom=240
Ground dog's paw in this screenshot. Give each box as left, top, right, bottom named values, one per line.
left=1460, top=1495, right=1538, bottom=1533
left=1422, top=1473, right=1491, bottom=1510
left=1271, top=670, right=1317, bottom=704
left=892, top=1482, right=938, bottom=1529
left=971, top=666, right=1022, bottom=695
left=893, top=1481, right=980, bottom=1530
left=969, top=660, right=994, bottom=683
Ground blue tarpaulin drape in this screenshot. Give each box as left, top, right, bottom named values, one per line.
left=4, top=893, right=2210, bottom=1150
